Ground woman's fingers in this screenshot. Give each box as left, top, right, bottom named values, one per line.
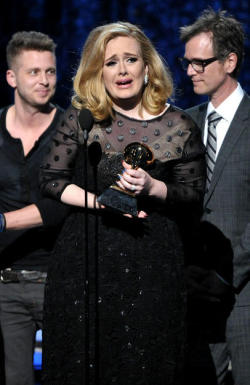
left=137, top=210, right=148, bottom=218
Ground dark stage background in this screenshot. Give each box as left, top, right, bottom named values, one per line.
left=0, top=0, right=250, bottom=110
left=0, top=1, right=248, bottom=383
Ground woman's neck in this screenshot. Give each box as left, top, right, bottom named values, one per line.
left=113, top=103, right=142, bottom=119
left=113, top=103, right=169, bottom=120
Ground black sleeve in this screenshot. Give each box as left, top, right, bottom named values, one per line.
left=36, top=197, right=71, bottom=227
left=39, top=105, right=80, bottom=200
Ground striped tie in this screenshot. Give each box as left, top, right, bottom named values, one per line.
left=206, top=111, right=222, bottom=189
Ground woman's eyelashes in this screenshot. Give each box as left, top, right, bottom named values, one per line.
left=106, top=60, right=116, bottom=67
left=105, top=56, right=138, bottom=67
left=127, top=56, right=138, bottom=63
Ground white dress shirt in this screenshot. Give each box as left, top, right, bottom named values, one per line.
left=204, top=83, right=244, bottom=159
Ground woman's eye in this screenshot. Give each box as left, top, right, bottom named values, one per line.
left=106, top=61, right=116, bottom=67
left=127, top=57, right=137, bottom=63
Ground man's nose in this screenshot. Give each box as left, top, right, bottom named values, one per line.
left=40, top=72, right=49, bottom=85
left=187, top=63, right=196, bottom=77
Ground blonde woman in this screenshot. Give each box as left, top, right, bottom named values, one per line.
left=40, top=22, right=206, bottom=385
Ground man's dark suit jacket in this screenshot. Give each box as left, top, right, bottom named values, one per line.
left=187, top=93, right=250, bottom=308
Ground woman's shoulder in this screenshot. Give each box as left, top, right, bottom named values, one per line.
left=166, top=105, right=197, bottom=126
left=153, top=104, right=204, bottom=160
left=166, top=105, right=205, bottom=156
left=165, top=104, right=203, bottom=141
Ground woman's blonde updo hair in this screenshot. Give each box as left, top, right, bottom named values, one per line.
left=72, top=21, right=173, bottom=121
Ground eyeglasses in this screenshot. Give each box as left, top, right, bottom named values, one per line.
left=178, top=57, right=218, bottom=73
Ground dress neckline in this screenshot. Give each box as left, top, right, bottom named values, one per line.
left=114, top=105, right=172, bottom=123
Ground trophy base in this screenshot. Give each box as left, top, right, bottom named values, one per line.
left=97, top=185, right=137, bottom=216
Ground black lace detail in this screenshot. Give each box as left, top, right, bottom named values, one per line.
left=41, top=105, right=205, bottom=385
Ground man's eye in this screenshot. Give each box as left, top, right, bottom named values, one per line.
left=48, top=69, right=56, bottom=75
left=193, top=61, right=203, bottom=66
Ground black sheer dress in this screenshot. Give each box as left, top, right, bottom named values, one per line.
left=40, top=105, right=205, bottom=385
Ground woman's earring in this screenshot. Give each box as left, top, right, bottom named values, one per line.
left=144, top=74, right=148, bottom=85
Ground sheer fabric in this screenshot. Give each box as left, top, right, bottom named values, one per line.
left=40, top=105, right=205, bottom=385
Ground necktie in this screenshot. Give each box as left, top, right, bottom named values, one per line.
left=206, top=111, right=222, bottom=189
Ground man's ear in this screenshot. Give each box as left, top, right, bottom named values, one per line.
left=224, top=52, right=237, bottom=75
left=6, top=69, right=17, bottom=88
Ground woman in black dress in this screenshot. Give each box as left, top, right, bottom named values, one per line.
left=40, top=21, right=205, bottom=385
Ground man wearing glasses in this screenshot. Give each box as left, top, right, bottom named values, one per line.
left=180, top=8, right=250, bottom=385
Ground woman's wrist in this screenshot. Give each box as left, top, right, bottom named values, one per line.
left=148, top=179, right=167, bottom=200
left=91, top=193, right=103, bottom=210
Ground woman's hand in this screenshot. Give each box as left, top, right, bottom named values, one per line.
left=116, top=161, right=167, bottom=200
left=116, top=161, right=153, bottom=195
left=123, top=210, right=148, bottom=219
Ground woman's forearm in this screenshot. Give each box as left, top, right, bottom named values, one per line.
left=61, top=184, right=100, bottom=209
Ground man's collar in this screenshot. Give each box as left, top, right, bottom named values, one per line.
left=207, top=83, right=244, bottom=122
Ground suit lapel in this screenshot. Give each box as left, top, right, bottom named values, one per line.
left=204, top=94, right=250, bottom=206
left=194, top=104, right=207, bottom=141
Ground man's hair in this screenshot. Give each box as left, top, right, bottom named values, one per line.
left=179, top=8, right=245, bottom=78
left=72, top=21, right=173, bottom=121
left=6, top=31, right=56, bottom=69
